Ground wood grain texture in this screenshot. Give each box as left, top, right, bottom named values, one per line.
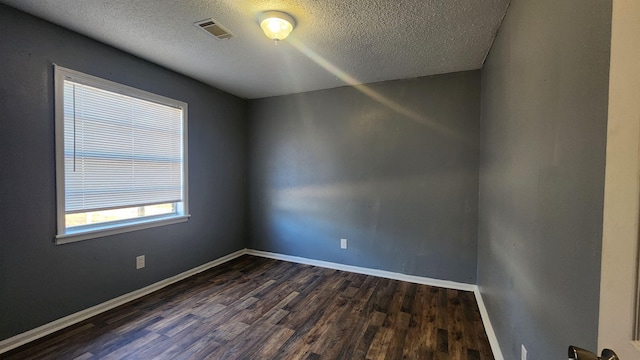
left=2, top=256, right=494, bottom=360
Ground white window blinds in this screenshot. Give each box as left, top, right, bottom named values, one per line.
left=62, top=79, right=184, bottom=213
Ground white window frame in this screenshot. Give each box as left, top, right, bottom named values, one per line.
left=54, top=65, right=189, bottom=244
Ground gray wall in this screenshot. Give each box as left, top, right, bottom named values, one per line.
left=248, top=72, right=480, bottom=283
left=477, top=0, right=611, bottom=358
left=0, top=5, right=247, bottom=341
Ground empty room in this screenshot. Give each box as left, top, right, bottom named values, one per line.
left=0, top=0, right=638, bottom=359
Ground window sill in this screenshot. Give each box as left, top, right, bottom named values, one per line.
left=55, top=214, right=190, bottom=245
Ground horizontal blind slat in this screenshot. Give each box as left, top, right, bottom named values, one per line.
left=63, top=80, right=183, bottom=213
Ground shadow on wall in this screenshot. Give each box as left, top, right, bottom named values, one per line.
left=249, top=67, right=481, bottom=283
left=257, top=166, right=477, bottom=280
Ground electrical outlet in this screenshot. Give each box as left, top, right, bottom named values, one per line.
left=340, top=238, right=347, bottom=249
left=521, top=344, right=527, bottom=360
left=136, top=255, right=145, bottom=269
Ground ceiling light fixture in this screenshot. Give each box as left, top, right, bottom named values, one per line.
left=259, top=11, right=296, bottom=44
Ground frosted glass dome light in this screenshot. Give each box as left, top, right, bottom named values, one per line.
left=259, top=11, right=296, bottom=42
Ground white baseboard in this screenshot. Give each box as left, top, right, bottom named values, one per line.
left=1, top=247, right=504, bottom=360
left=0, top=249, right=246, bottom=355
left=245, top=249, right=476, bottom=292
left=474, top=287, right=504, bottom=360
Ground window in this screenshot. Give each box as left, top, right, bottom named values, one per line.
left=54, top=65, right=189, bottom=244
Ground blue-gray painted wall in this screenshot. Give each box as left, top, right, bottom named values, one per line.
left=0, top=4, right=247, bottom=341
left=477, top=0, right=611, bottom=358
left=248, top=72, right=481, bottom=283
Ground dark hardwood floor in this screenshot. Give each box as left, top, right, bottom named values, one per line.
left=2, top=255, right=494, bottom=360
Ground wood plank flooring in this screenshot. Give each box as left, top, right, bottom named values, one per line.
left=2, top=256, right=494, bottom=360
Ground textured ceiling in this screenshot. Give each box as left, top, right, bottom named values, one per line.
left=1, top=0, right=509, bottom=99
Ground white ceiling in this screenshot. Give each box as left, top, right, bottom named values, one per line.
left=2, top=0, right=509, bottom=99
